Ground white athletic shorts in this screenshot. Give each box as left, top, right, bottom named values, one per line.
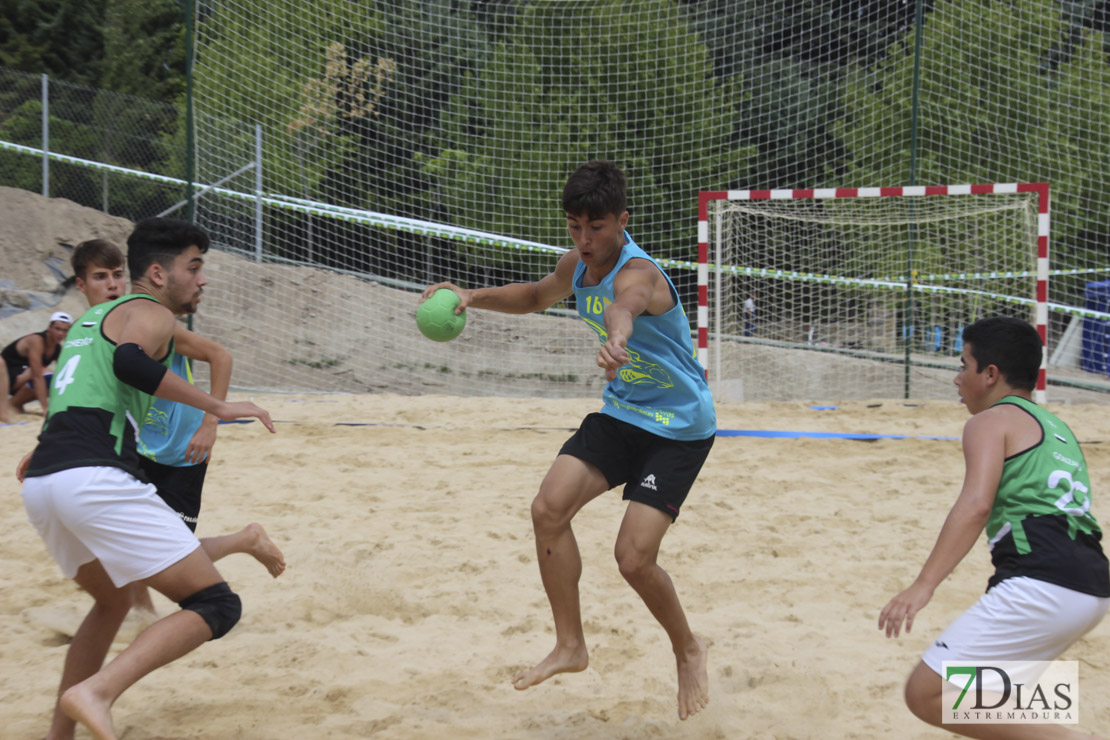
left=923, top=576, right=1110, bottom=681
left=21, top=466, right=201, bottom=588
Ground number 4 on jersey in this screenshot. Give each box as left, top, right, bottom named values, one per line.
left=53, top=355, right=81, bottom=395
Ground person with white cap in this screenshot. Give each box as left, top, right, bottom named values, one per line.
left=1, top=310, right=72, bottom=422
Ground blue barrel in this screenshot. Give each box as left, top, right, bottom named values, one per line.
left=1081, top=280, right=1110, bottom=376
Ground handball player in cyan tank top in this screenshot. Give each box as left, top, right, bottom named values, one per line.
left=423, top=160, right=716, bottom=721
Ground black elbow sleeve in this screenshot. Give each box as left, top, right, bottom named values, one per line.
left=113, top=342, right=169, bottom=394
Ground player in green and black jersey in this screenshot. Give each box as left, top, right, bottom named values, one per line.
left=879, top=316, right=1109, bottom=739
left=17, top=217, right=275, bottom=740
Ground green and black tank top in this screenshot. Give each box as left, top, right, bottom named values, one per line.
left=986, top=396, right=1110, bottom=596
left=24, top=295, right=174, bottom=481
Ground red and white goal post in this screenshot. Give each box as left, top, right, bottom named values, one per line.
left=696, top=184, right=1049, bottom=403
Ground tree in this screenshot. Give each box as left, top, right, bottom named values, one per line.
left=0, top=0, right=107, bottom=85
left=679, top=0, right=938, bottom=188
left=838, top=0, right=1109, bottom=309
left=424, top=0, right=752, bottom=279
left=190, top=0, right=513, bottom=276
left=101, top=0, right=186, bottom=101
left=682, top=0, right=933, bottom=79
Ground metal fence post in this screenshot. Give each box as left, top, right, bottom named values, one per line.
left=41, top=73, right=49, bottom=198
left=185, top=0, right=196, bottom=223
left=255, top=123, right=263, bottom=263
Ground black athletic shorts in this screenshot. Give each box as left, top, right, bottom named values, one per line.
left=137, top=456, right=208, bottom=533
left=558, top=412, right=714, bottom=521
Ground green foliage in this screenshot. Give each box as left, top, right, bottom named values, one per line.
left=838, top=0, right=1110, bottom=306
left=0, top=98, right=97, bottom=200
left=349, top=0, right=494, bottom=219
left=734, top=57, right=852, bottom=188
left=0, top=98, right=47, bottom=192
left=425, top=0, right=752, bottom=265
left=101, top=0, right=186, bottom=100
left=193, top=0, right=388, bottom=200
left=681, top=0, right=932, bottom=188
left=191, top=0, right=513, bottom=276
left=683, top=0, right=929, bottom=76
left=0, top=0, right=107, bottom=84
left=0, top=0, right=185, bottom=97
left=0, top=0, right=185, bottom=218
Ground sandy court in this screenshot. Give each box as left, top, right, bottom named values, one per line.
left=1, top=394, right=1109, bottom=739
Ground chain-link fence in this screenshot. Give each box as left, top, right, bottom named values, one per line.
left=0, top=65, right=268, bottom=256
left=0, top=67, right=187, bottom=223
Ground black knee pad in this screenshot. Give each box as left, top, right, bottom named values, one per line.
left=179, top=581, right=241, bottom=640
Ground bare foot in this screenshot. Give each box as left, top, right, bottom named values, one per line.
left=0, top=400, right=17, bottom=424
left=243, top=523, right=286, bottom=577
left=676, top=634, right=709, bottom=720
left=511, top=643, right=588, bottom=690
left=59, top=682, right=116, bottom=740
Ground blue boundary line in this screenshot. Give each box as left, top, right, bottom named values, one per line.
left=716, top=429, right=958, bottom=441
left=0, top=406, right=959, bottom=440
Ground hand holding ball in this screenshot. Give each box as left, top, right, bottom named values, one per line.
left=417, top=289, right=467, bottom=342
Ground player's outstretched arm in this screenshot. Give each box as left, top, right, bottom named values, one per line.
left=877, top=412, right=1003, bottom=637
left=147, top=370, right=274, bottom=432
left=109, top=299, right=275, bottom=433
left=423, top=251, right=577, bottom=315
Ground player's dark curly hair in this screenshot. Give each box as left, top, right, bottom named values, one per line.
left=127, top=217, right=211, bottom=283
left=962, top=316, right=1042, bottom=391
left=562, top=160, right=627, bottom=220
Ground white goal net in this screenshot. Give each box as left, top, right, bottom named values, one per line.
left=700, top=186, right=1046, bottom=403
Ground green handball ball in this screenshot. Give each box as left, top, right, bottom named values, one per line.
left=416, top=289, right=467, bottom=342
